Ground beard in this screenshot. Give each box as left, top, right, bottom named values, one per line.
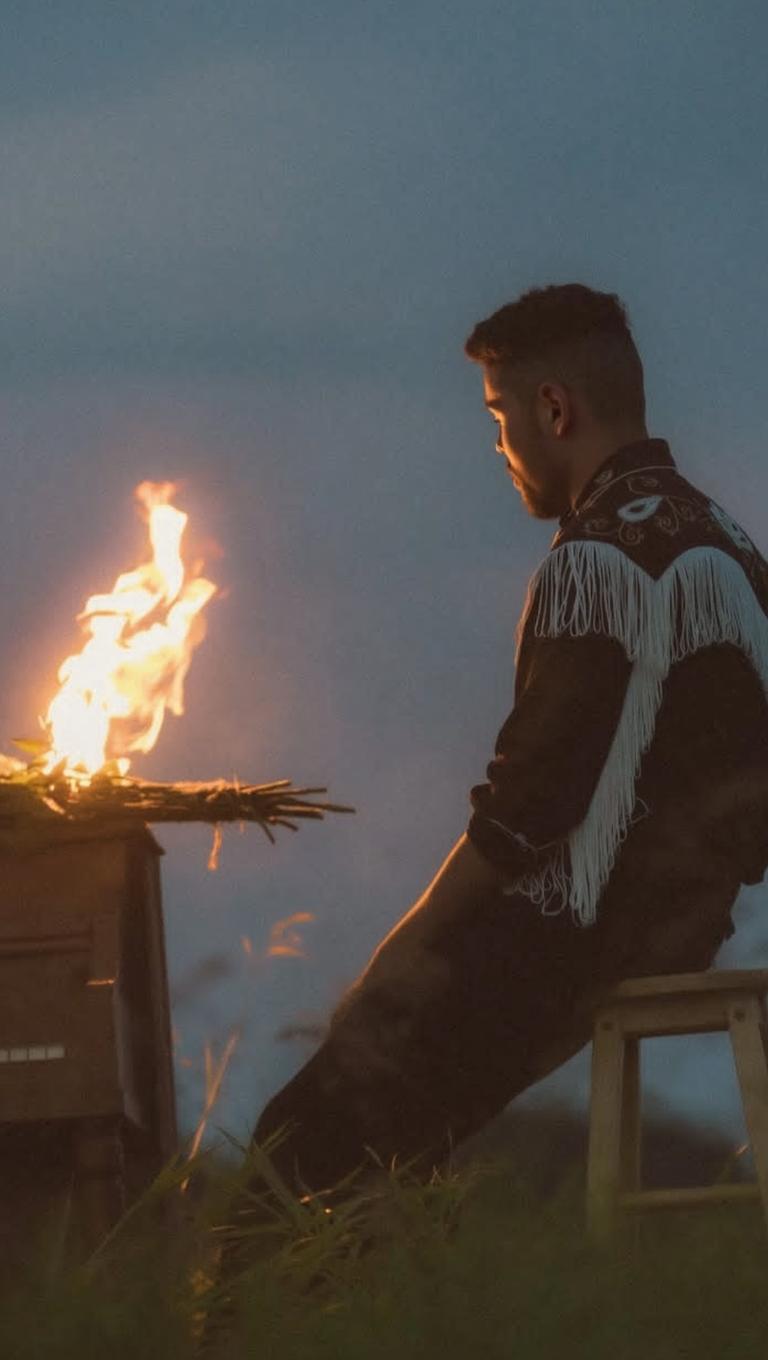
left=513, top=458, right=571, bottom=521
left=507, top=403, right=571, bottom=519
left=521, top=483, right=569, bottom=519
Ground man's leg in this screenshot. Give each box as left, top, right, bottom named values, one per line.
left=249, top=884, right=601, bottom=1195
left=204, top=866, right=741, bottom=1355
left=249, top=858, right=742, bottom=1197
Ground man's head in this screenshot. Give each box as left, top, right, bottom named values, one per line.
left=465, top=283, right=648, bottom=519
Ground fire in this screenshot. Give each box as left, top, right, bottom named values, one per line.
left=266, top=912, right=316, bottom=958
left=42, top=481, right=216, bottom=777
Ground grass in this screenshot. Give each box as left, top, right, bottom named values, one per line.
left=2, top=1131, right=767, bottom=1359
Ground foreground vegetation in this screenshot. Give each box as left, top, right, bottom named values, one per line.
left=2, top=1126, right=767, bottom=1360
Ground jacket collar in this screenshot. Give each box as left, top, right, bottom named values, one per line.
left=558, top=437, right=675, bottom=530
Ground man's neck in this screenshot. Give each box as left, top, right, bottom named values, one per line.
left=568, top=426, right=650, bottom=509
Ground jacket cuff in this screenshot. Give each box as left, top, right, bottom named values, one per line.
left=466, top=809, right=539, bottom=876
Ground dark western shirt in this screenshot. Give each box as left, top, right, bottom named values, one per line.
left=467, top=438, right=768, bottom=921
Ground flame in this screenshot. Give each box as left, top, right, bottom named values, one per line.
left=42, top=481, right=216, bottom=777
left=266, top=911, right=316, bottom=959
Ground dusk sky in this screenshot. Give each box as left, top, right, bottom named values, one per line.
left=2, top=1, right=768, bottom=1150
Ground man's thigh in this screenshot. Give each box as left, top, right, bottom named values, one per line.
left=326, top=871, right=741, bottom=1122
left=253, top=873, right=742, bottom=1188
left=323, top=888, right=597, bottom=1138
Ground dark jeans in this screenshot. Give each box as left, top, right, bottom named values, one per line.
left=249, top=857, right=742, bottom=1197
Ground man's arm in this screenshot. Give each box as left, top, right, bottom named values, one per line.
left=467, top=633, right=632, bottom=876
left=358, top=633, right=632, bottom=989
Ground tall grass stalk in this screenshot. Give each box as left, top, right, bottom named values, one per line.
left=2, top=1135, right=767, bottom=1359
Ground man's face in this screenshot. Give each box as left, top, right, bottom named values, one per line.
left=482, top=364, right=571, bottom=520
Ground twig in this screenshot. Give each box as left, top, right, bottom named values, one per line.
left=0, top=770, right=355, bottom=847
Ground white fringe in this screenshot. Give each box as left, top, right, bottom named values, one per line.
left=502, top=542, right=768, bottom=925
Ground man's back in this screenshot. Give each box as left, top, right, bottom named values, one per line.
left=633, top=641, right=768, bottom=889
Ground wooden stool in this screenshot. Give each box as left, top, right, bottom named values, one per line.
left=586, top=968, right=768, bottom=1241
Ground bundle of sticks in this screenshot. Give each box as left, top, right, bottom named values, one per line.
left=0, top=758, right=355, bottom=854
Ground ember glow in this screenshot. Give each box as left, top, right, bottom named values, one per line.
left=42, top=481, right=216, bottom=778
left=267, top=911, right=316, bottom=958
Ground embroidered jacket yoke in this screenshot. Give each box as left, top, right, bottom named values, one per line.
left=467, top=438, right=768, bottom=926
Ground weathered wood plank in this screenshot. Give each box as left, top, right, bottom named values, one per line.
left=728, top=996, right=768, bottom=1235
left=587, top=1016, right=626, bottom=1242
left=619, top=1183, right=761, bottom=1212
left=609, top=970, right=768, bottom=1001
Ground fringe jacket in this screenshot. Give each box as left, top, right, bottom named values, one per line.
left=467, top=437, right=768, bottom=926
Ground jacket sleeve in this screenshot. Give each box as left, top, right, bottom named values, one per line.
left=467, top=632, right=632, bottom=876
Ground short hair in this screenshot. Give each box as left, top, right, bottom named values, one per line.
left=464, top=283, right=645, bottom=426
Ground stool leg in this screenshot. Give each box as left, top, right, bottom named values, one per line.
left=587, top=1014, right=626, bottom=1243
left=620, top=1036, right=642, bottom=1192
left=727, top=996, right=768, bottom=1237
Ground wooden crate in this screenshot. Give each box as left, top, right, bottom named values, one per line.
left=0, top=826, right=178, bottom=1256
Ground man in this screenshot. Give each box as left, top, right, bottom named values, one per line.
left=246, top=282, right=768, bottom=1196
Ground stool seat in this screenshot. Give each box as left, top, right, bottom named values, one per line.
left=609, top=968, right=768, bottom=999
left=586, top=968, right=768, bottom=1241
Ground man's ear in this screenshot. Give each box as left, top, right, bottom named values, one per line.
left=549, top=383, right=572, bottom=437
left=537, top=381, right=569, bottom=435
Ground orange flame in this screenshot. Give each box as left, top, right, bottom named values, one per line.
left=42, top=481, right=216, bottom=777
left=266, top=912, right=316, bottom=958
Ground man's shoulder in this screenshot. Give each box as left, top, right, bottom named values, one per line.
left=513, top=463, right=768, bottom=671
left=549, top=462, right=768, bottom=595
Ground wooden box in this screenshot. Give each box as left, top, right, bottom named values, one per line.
left=0, top=826, right=177, bottom=1252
